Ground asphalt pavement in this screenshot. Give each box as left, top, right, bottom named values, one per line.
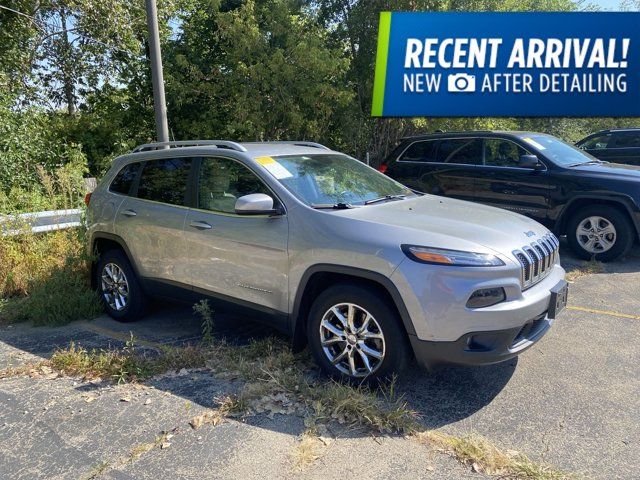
left=0, top=244, right=638, bottom=479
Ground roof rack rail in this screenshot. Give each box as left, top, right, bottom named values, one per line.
left=244, top=141, right=330, bottom=150
left=132, top=140, right=247, bottom=153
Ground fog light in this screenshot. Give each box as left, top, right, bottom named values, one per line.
left=466, top=287, right=506, bottom=308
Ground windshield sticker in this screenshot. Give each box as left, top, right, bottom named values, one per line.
left=255, top=156, right=293, bottom=179
left=522, top=137, right=546, bottom=150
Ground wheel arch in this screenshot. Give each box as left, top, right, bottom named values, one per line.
left=555, top=195, right=640, bottom=241
left=290, top=264, right=416, bottom=353
left=90, top=233, right=141, bottom=290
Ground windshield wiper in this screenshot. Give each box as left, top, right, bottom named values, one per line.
left=567, top=160, right=608, bottom=167
left=364, top=194, right=407, bottom=205
left=311, top=202, right=354, bottom=210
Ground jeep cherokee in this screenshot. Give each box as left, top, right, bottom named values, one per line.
left=87, top=140, right=567, bottom=381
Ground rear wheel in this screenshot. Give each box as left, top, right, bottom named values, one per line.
left=96, top=249, right=147, bottom=322
left=566, top=205, right=634, bottom=262
left=307, top=283, right=410, bottom=383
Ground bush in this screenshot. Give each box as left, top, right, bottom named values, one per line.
left=0, top=147, right=89, bottom=214
left=0, top=228, right=102, bottom=326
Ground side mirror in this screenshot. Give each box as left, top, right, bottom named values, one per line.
left=235, top=193, right=281, bottom=215
left=518, top=154, right=542, bottom=169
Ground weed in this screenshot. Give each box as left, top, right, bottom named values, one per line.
left=193, top=299, right=214, bottom=344
left=415, top=431, right=576, bottom=479
left=84, top=460, right=111, bottom=480
left=48, top=341, right=206, bottom=383
left=291, top=427, right=327, bottom=471
left=565, top=259, right=604, bottom=282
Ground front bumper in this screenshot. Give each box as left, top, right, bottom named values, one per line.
left=391, top=256, right=565, bottom=342
left=409, top=311, right=554, bottom=370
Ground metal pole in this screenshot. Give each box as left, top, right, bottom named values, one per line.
left=145, top=0, right=169, bottom=143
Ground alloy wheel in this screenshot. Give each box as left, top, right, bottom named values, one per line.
left=576, top=216, right=617, bottom=254
left=319, top=303, right=386, bottom=377
left=101, top=263, right=130, bottom=311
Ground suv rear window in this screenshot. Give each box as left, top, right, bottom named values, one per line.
left=109, top=162, right=141, bottom=195
left=136, top=158, right=192, bottom=206
left=399, top=141, right=438, bottom=162
left=437, top=138, right=482, bottom=164
left=609, top=133, right=640, bottom=148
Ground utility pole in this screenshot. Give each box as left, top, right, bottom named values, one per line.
left=145, top=0, right=169, bottom=143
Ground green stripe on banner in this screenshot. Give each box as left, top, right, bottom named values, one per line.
left=371, top=12, right=392, bottom=117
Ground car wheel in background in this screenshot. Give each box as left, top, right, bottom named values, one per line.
left=307, top=283, right=411, bottom=384
left=96, top=249, right=147, bottom=322
left=566, top=206, right=634, bottom=262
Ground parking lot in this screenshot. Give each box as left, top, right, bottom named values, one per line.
left=1, top=244, right=638, bottom=479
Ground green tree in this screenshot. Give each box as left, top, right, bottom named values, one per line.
left=165, top=0, right=352, bottom=142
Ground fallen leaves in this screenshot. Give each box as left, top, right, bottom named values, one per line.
left=248, top=392, right=304, bottom=419
left=189, top=410, right=225, bottom=430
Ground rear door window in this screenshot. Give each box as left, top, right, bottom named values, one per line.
left=399, top=140, right=439, bottom=162
left=109, top=162, right=141, bottom=195
left=436, top=138, right=483, bottom=165
left=136, top=158, right=192, bottom=206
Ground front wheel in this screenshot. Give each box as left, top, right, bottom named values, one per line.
left=566, top=206, right=634, bottom=262
left=307, top=283, right=411, bottom=384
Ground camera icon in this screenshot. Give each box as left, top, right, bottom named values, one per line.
left=447, top=73, right=476, bottom=93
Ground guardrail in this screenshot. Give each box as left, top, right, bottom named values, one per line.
left=0, top=208, right=83, bottom=237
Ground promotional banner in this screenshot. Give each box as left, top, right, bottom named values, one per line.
left=372, top=12, right=640, bottom=117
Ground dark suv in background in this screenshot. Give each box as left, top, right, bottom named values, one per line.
left=379, top=131, right=640, bottom=262
left=576, top=128, right=640, bottom=166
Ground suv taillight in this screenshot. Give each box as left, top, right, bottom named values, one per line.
left=84, top=192, right=92, bottom=206
left=377, top=164, right=388, bottom=174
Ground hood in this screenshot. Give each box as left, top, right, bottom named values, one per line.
left=568, top=162, right=640, bottom=180
left=338, top=195, right=550, bottom=256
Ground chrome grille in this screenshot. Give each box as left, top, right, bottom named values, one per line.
left=512, top=233, right=559, bottom=289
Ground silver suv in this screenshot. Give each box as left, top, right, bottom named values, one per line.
left=87, top=140, right=568, bottom=382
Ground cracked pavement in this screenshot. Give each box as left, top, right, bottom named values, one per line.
left=0, top=244, right=638, bottom=479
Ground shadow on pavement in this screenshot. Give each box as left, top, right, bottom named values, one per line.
left=0, top=296, right=516, bottom=437
left=3, top=243, right=638, bottom=437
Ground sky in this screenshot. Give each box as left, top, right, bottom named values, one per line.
left=591, top=0, right=627, bottom=9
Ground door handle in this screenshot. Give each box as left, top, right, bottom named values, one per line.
left=189, top=221, right=213, bottom=230
left=121, top=209, right=137, bottom=217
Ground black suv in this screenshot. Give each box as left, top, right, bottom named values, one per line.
left=576, top=128, right=640, bottom=166
left=379, top=131, right=640, bottom=261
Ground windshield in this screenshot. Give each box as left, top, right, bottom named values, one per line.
left=256, top=154, right=414, bottom=206
left=516, top=133, right=599, bottom=166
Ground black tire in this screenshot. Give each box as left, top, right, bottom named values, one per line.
left=307, top=283, right=411, bottom=384
left=96, top=249, right=147, bottom=322
left=566, top=205, right=634, bottom=262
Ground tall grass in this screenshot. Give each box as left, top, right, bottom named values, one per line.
left=0, top=228, right=101, bottom=326
left=0, top=164, right=101, bottom=326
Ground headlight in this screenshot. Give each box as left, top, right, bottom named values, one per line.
left=401, top=245, right=505, bottom=267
